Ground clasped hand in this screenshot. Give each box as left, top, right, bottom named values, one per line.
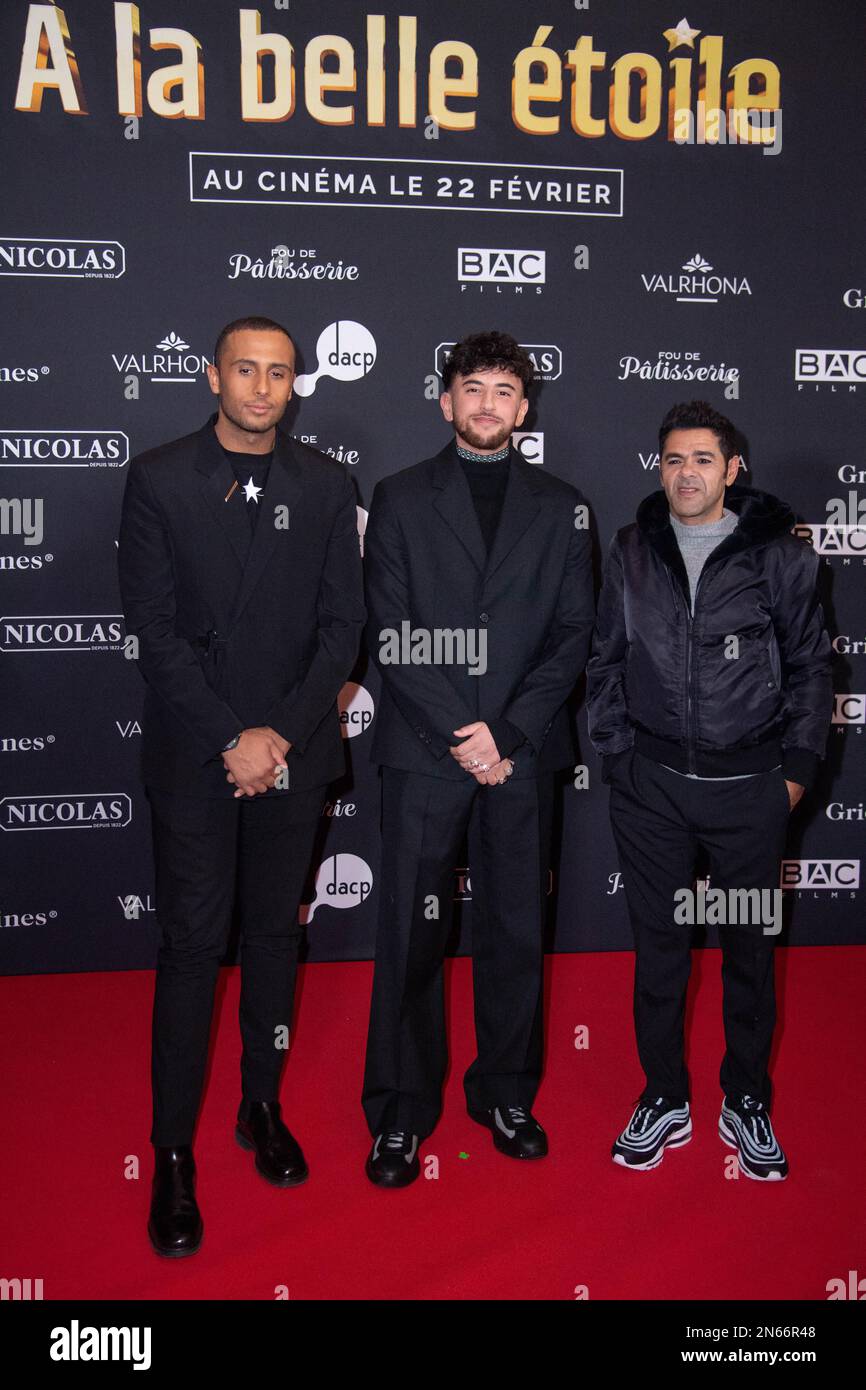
left=223, top=727, right=291, bottom=798
left=449, top=722, right=514, bottom=786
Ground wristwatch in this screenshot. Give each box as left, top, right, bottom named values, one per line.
left=221, top=733, right=242, bottom=753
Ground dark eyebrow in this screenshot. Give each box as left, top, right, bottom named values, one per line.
left=231, top=357, right=293, bottom=369
left=462, top=376, right=516, bottom=391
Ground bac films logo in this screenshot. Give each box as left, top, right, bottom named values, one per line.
left=293, top=321, right=377, bottom=397
left=795, top=349, right=866, bottom=392
left=458, top=248, right=546, bottom=294
left=780, top=860, right=859, bottom=894
left=832, top=693, right=866, bottom=725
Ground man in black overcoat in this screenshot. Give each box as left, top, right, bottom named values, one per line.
left=118, top=316, right=365, bottom=1254
left=361, top=331, right=595, bottom=1185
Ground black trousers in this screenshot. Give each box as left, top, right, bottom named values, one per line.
left=608, top=751, right=791, bottom=1109
left=146, top=785, right=324, bottom=1146
left=362, top=767, right=555, bottom=1140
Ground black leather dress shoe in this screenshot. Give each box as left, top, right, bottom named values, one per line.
left=147, top=1146, right=203, bottom=1258
left=365, top=1131, right=420, bottom=1187
left=235, top=1100, right=308, bottom=1186
left=468, top=1105, right=548, bottom=1159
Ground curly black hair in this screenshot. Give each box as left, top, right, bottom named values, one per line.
left=658, top=400, right=738, bottom=462
left=442, top=331, right=534, bottom=393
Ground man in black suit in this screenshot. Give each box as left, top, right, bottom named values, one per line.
left=361, top=331, right=595, bottom=1185
left=118, top=316, right=365, bottom=1256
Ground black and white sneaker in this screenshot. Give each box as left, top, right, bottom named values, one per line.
left=468, top=1105, right=548, bottom=1158
left=719, top=1096, right=788, bottom=1181
left=365, top=1131, right=420, bottom=1187
left=611, top=1097, right=692, bottom=1170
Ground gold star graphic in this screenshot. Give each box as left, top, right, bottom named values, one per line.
left=663, top=17, right=701, bottom=51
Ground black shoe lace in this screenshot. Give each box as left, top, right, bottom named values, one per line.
left=630, top=1096, right=668, bottom=1135
left=739, top=1095, right=772, bottom=1146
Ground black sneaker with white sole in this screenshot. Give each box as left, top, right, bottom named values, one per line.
left=611, top=1096, right=692, bottom=1170
left=468, top=1105, right=548, bottom=1158
left=719, top=1095, right=788, bottom=1181
left=365, top=1131, right=420, bottom=1187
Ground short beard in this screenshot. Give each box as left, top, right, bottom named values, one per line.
left=220, top=399, right=278, bottom=435
left=455, top=417, right=512, bottom=452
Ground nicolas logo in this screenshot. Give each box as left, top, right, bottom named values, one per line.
left=0, top=794, right=132, bottom=831
left=0, top=615, right=125, bottom=652
left=0, top=431, right=129, bottom=468
left=436, top=342, right=561, bottom=382
left=0, top=237, right=125, bottom=279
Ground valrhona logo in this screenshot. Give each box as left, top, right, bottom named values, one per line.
left=0, top=237, right=125, bottom=279
left=0, top=794, right=132, bottom=831
left=0, top=615, right=125, bottom=652
left=642, top=253, right=751, bottom=303
left=112, top=333, right=210, bottom=384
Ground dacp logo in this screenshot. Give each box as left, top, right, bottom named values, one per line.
left=338, top=681, right=375, bottom=739
left=299, top=853, right=373, bottom=922
left=294, top=321, right=376, bottom=397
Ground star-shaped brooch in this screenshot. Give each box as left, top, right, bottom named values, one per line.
left=242, top=476, right=263, bottom=504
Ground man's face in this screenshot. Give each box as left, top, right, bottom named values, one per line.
left=440, top=367, right=529, bottom=453
left=660, top=427, right=740, bottom=524
left=206, top=329, right=295, bottom=435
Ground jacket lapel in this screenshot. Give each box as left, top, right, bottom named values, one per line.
left=196, top=419, right=254, bottom=570
left=431, top=444, right=487, bottom=573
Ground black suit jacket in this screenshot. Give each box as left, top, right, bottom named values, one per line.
left=117, top=416, right=365, bottom=796
left=365, top=442, right=595, bottom=779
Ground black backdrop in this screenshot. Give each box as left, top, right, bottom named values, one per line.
left=1, top=0, right=863, bottom=974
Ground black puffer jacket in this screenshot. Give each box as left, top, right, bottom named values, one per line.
left=586, top=484, right=833, bottom=786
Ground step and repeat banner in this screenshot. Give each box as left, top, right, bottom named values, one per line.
left=1, top=0, right=863, bottom=973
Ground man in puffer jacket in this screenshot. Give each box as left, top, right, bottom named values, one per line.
left=586, top=399, right=832, bottom=1181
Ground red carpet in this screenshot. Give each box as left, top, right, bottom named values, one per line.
left=1, top=948, right=863, bottom=1301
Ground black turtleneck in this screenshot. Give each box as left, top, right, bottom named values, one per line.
left=454, top=443, right=525, bottom=762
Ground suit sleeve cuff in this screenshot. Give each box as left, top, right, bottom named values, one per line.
left=781, top=747, right=820, bottom=790
left=487, top=718, right=526, bottom=760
